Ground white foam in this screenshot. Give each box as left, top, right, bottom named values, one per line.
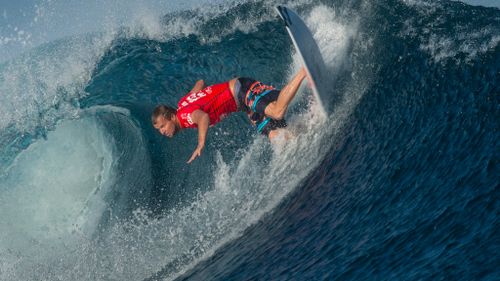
left=457, top=0, right=500, bottom=8
left=306, top=5, right=358, bottom=67
left=0, top=0, right=278, bottom=62
left=418, top=28, right=499, bottom=62
left=0, top=32, right=115, bottom=133
left=401, top=0, right=499, bottom=62
left=0, top=116, right=115, bottom=257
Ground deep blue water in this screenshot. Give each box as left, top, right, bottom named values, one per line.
left=0, top=0, right=498, bottom=280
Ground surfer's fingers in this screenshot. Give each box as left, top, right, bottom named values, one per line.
left=187, top=152, right=198, bottom=164
left=187, top=148, right=202, bottom=164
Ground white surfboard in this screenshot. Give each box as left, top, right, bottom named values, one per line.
left=276, top=6, right=331, bottom=115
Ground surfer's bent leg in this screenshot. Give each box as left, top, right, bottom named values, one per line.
left=236, top=72, right=305, bottom=138
left=264, top=67, right=307, bottom=120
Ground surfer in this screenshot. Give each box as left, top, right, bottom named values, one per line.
left=152, top=67, right=307, bottom=163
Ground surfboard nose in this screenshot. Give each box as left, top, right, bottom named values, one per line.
left=276, top=6, right=332, bottom=116
left=276, top=6, right=292, bottom=27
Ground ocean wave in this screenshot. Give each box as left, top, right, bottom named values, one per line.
left=0, top=0, right=498, bottom=280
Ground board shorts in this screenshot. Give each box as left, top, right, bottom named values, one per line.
left=236, top=77, right=287, bottom=136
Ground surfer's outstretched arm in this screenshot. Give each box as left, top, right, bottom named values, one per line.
left=264, top=67, right=307, bottom=120
left=187, top=109, right=210, bottom=164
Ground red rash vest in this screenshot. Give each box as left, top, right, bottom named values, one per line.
left=176, top=82, right=238, bottom=129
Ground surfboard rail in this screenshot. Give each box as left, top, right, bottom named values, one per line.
left=276, top=6, right=331, bottom=115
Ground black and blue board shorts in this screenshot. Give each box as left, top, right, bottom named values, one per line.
left=236, top=77, right=287, bottom=136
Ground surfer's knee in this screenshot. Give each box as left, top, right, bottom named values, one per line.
left=274, top=109, right=286, bottom=120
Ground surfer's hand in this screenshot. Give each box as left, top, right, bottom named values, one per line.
left=187, top=144, right=204, bottom=164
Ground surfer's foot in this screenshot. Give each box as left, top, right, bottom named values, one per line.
left=268, top=128, right=294, bottom=141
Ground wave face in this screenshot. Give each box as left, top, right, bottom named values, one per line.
left=0, top=0, right=498, bottom=280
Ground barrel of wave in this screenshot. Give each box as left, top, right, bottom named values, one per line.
left=0, top=106, right=151, bottom=257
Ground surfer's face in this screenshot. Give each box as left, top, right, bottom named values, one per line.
left=154, top=115, right=177, bottom=138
